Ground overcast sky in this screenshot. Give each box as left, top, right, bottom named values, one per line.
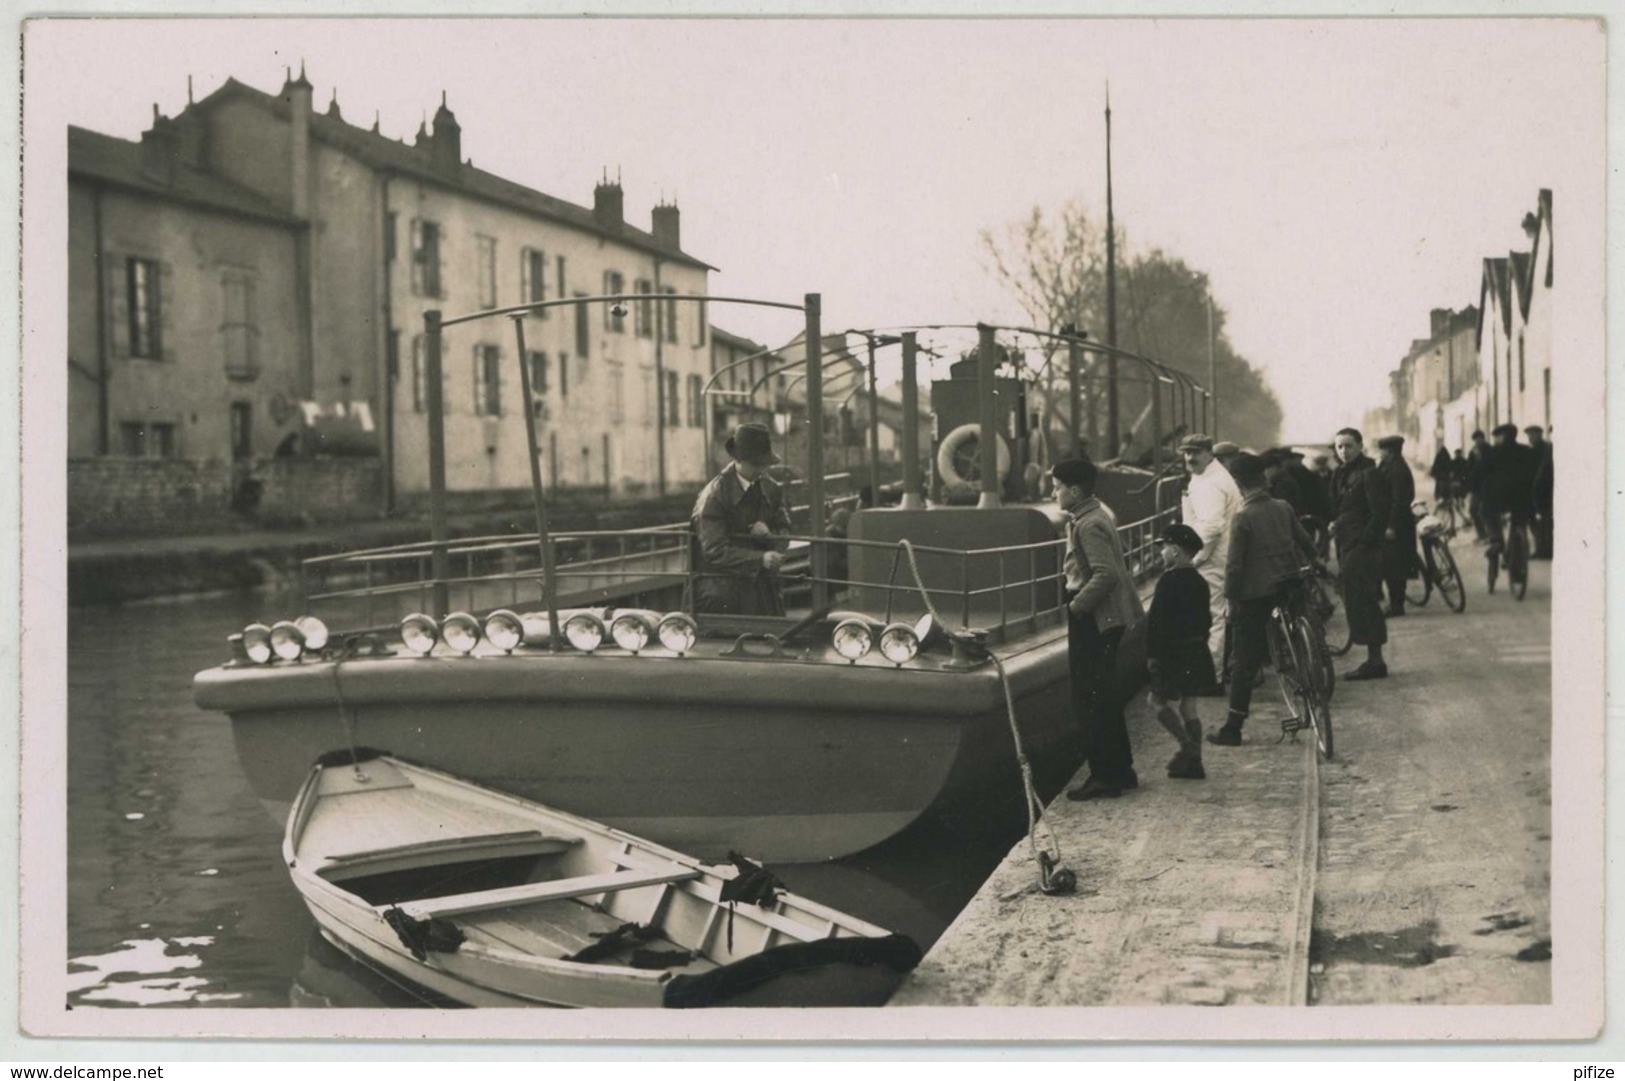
left=30, top=17, right=1601, bottom=443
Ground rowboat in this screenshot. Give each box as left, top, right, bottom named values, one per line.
left=285, top=751, right=924, bottom=1008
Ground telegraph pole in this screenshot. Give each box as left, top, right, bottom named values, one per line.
left=1105, top=82, right=1120, bottom=458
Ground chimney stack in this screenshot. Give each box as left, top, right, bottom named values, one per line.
left=282, top=64, right=313, bottom=219
left=430, top=92, right=462, bottom=175
left=593, top=173, right=624, bottom=230
left=1429, top=308, right=1451, bottom=340
left=651, top=202, right=681, bottom=250
left=139, top=106, right=180, bottom=185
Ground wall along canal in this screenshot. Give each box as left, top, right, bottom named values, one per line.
left=67, top=590, right=1035, bottom=1007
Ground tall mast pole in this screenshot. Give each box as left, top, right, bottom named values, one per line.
left=1105, top=82, right=1120, bottom=459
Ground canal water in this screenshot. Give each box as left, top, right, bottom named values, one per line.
left=66, top=590, right=1035, bottom=1009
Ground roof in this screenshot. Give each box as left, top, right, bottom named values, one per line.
left=1508, top=250, right=1532, bottom=319
left=197, top=77, right=713, bottom=271
left=710, top=326, right=774, bottom=354
left=1476, top=257, right=1513, bottom=347
left=68, top=125, right=302, bottom=226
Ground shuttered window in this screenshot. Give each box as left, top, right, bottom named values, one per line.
left=222, top=274, right=258, bottom=380
left=411, top=219, right=443, bottom=298
left=474, top=344, right=502, bottom=416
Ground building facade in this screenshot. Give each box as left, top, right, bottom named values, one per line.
left=68, top=69, right=718, bottom=516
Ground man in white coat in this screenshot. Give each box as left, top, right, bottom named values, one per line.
left=1178, top=434, right=1242, bottom=685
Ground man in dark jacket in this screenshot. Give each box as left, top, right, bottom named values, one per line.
left=1466, top=429, right=1491, bottom=540
left=1329, top=428, right=1390, bottom=680
left=1481, top=423, right=1539, bottom=565
left=1207, top=454, right=1319, bottom=747
left=690, top=423, right=793, bottom=616
left=1375, top=434, right=1418, bottom=617
left=1526, top=425, right=1554, bottom=559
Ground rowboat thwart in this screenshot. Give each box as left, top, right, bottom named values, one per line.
left=286, top=752, right=923, bottom=1008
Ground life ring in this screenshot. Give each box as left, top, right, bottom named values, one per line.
left=935, top=423, right=1012, bottom=489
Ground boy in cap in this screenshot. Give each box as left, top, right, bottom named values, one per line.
left=1145, top=523, right=1214, bottom=779
left=1374, top=435, right=1417, bottom=616
left=690, top=423, right=794, bottom=615
left=1052, top=457, right=1146, bottom=800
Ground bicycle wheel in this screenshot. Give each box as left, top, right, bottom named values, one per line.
left=1292, top=618, right=1333, bottom=759
left=1434, top=543, right=1466, bottom=613
left=1315, top=572, right=1353, bottom=656
left=1405, top=547, right=1432, bottom=607
left=1509, top=528, right=1529, bottom=600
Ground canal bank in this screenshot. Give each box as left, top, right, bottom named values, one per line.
left=892, top=540, right=1554, bottom=1008
left=66, top=491, right=699, bottom=606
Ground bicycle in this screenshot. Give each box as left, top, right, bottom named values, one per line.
left=1404, top=502, right=1467, bottom=613
left=1303, top=561, right=1351, bottom=660
left=1267, top=584, right=1334, bottom=760
left=1486, top=511, right=1531, bottom=601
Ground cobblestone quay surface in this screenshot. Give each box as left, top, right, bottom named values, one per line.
left=893, top=538, right=1552, bottom=1007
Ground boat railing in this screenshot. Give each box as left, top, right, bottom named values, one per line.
left=299, top=502, right=1180, bottom=641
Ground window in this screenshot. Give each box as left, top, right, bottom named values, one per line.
left=693, top=300, right=707, bottom=347
left=559, top=353, right=569, bottom=399
left=603, top=271, right=625, bottom=332
left=474, top=344, right=502, bottom=416
left=230, top=402, right=253, bottom=461
left=126, top=258, right=162, bottom=359
left=665, top=370, right=680, bottom=426
left=663, top=287, right=679, bottom=344
left=574, top=293, right=590, bottom=357
left=221, top=274, right=258, bottom=379
left=688, top=374, right=705, bottom=427
left=477, top=235, right=498, bottom=309
left=528, top=350, right=549, bottom=394
left=556, top=255, right=567, bottom=298
left=385, top=212, right=398, bottom=263
left=1518, top=335, right=1526, bottom=391
left=411, top=219, right=443, bottom=297
left=608, top=364, right=625, bottom=424
left=521, top=247, right=548, bottom=309
left=634, top=279, right=654, bottom=338
left=120, top=421, right=175, bottom=458
left=642, top=369, right=656, bottom=428
left=411, top=335, right=427, bottom=412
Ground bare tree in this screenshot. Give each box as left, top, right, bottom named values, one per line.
left=982, top=205, right=1284, bottom=455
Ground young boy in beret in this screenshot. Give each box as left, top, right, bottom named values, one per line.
left=1145, top=524, right=1214, bottom=779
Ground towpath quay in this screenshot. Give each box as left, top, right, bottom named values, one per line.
left=891, top=538, right=1551, bottom=1007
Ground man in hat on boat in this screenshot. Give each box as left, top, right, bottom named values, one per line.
left=1177, top=434, right=1242, bottom=690
left=690, top=423, right=794, bottom=616
left=1374, top=434, right=1417, bottom=617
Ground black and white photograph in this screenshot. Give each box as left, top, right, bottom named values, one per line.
left=13, top=11, right=1611, bottom=1050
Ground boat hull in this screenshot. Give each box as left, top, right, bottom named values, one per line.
left=199, top=630, right=1080, bottom=863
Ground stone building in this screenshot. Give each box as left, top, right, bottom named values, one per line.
left=68, top=68, right=718, bottom=520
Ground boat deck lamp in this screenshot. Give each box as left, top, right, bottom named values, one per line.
left=832, top=618, right=874, bottom=663
left=657, top=612, right=698, bottom=655
left=400, top=613, right=440, bottom=655
left=441, top=612, right=482, bottom=655
left=483, top=609, right=524, bottom=653
left=878, top=622, right=921, bottom=666
left=563, top=611, right=607, bottom=653
left=241, top=623, right=274, bottom=665
left=295, top=615, right=329, bottom=653
left=610, top=610, right=660, bottom=653
left=269, top=620, right=307, bottom=662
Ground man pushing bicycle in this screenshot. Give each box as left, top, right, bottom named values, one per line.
left=1208, top=453, right=1321, bottom=748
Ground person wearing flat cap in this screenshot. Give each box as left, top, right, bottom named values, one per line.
left=1176, top=434, right=1242, bottom=687
left=1207, top=453, right=1320, bottom=746
left=1329, top=428, right=1390, bottom=680
left=1479, top=423, right=1539, bottom=577
left=690, top=423, right=794, bottom=616
left=1374, top=435, right=1417, bottom=617
left=1052, top=457, right=1145, bottom=801
left=1144, top=523, right=1214, bottom=778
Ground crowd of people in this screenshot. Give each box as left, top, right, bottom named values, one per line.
left=1053, top=421, right=1554, bottom=801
